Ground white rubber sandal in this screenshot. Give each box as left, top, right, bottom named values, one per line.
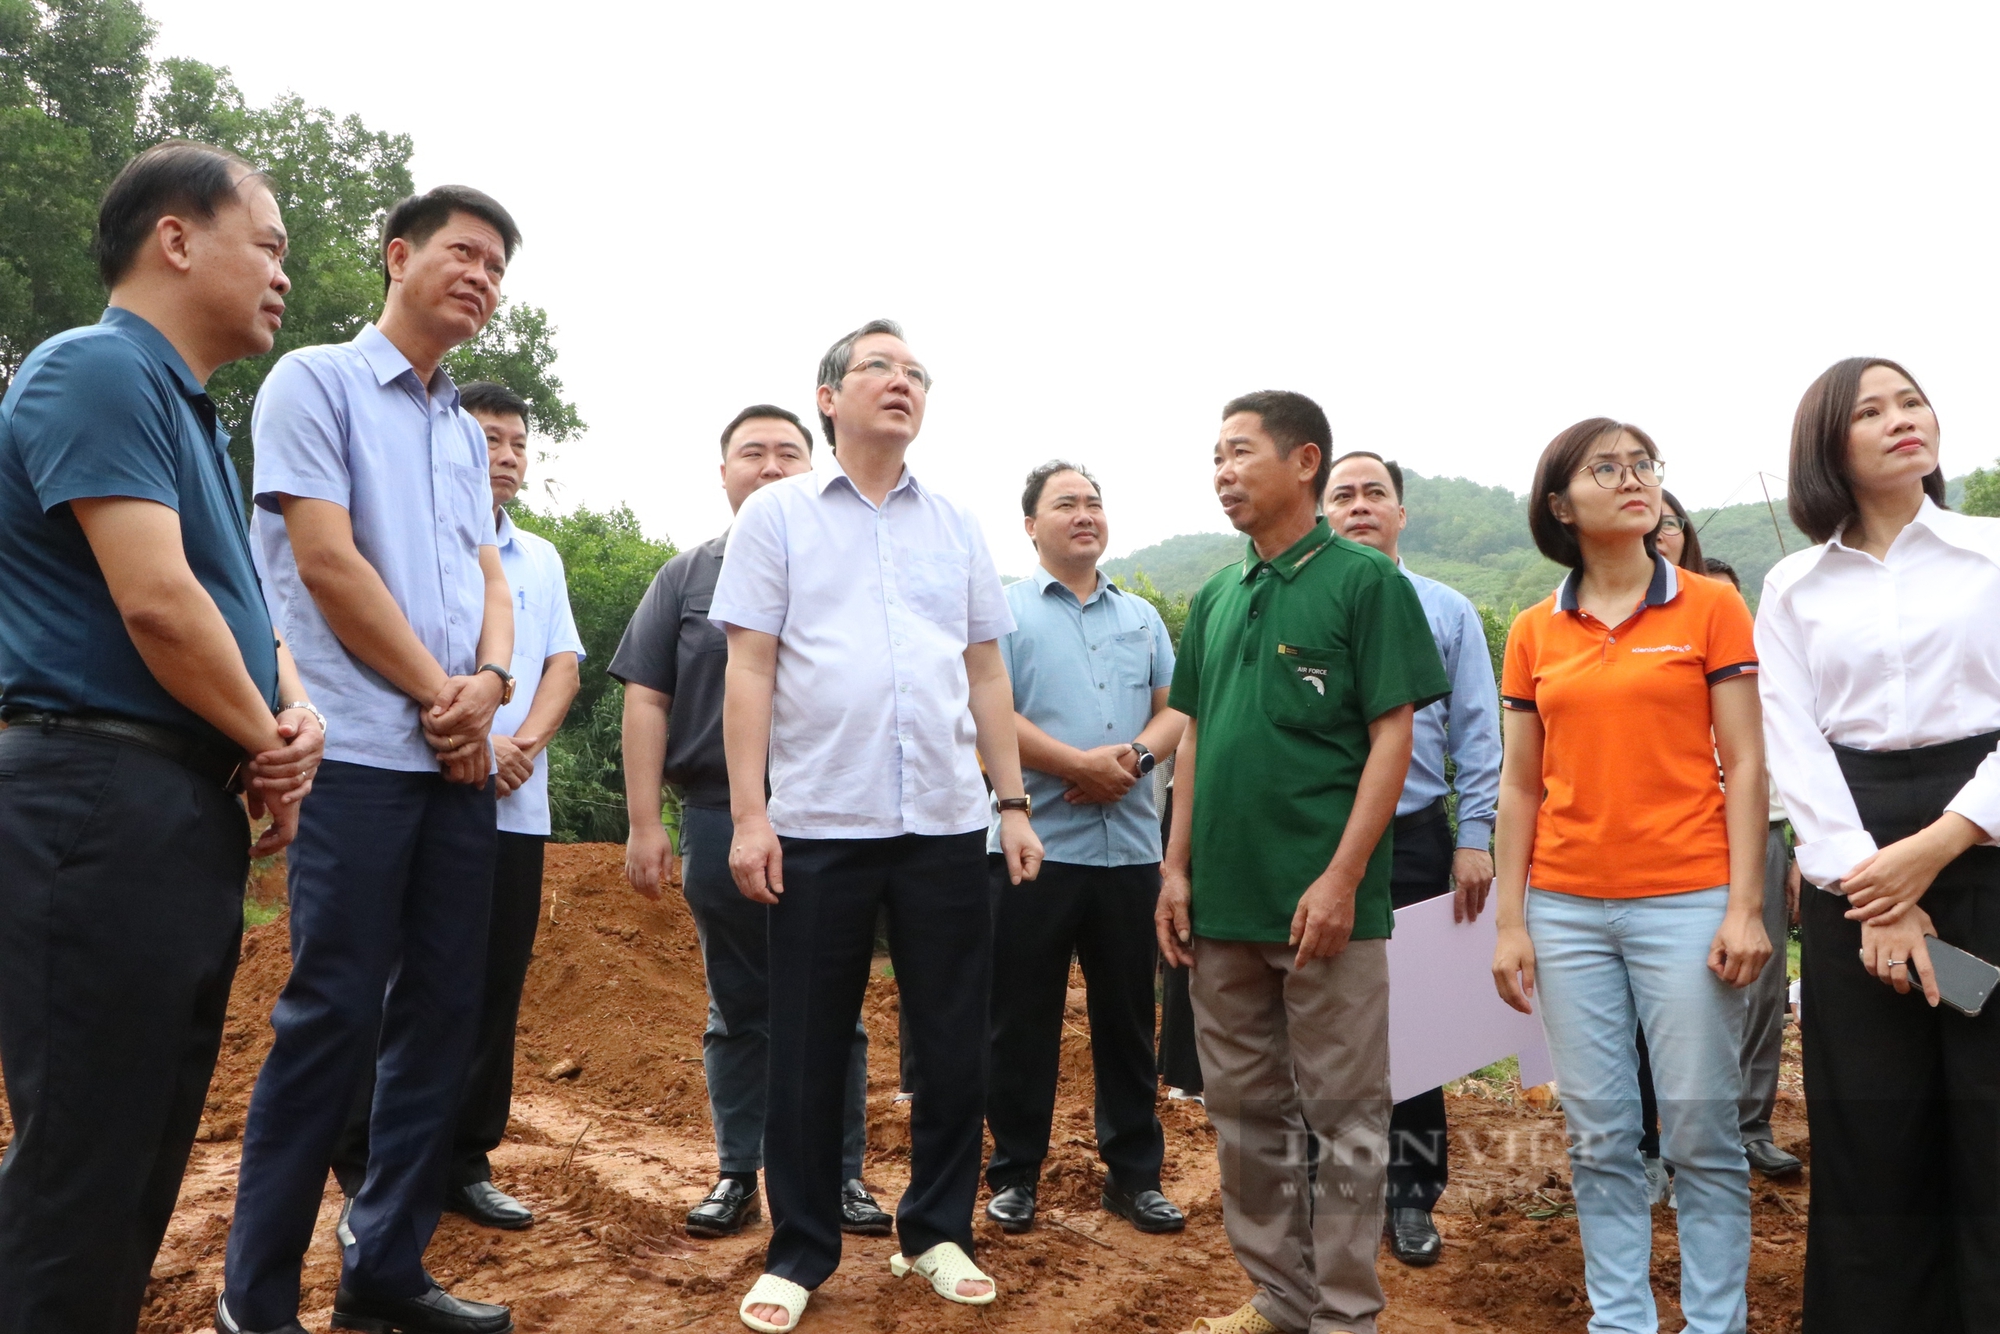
left=888, top=1241, right=997, bottom=1306
left=739, top=1272, right=810, bottom=1332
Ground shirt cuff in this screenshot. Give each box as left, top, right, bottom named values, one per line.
left=1454, top=818, right=1493, bottom=852
left=1944, top=791, right=2000, bottom=848
left=1794, top=828, right=1881, bottom=891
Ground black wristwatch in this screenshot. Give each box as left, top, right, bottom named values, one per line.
left=1129, top=742, right=1156, bottom=776
left=477, top=662, right=516, bottom=705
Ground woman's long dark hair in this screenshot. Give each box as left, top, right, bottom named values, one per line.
left=1789, top=357, right=1947, bottom=544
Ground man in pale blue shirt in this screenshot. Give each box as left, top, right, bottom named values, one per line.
left=223, top=187, right=521, bottom=1334
left=326, top=382, right=583, bottom=1234
left=713, top=319, right=1042, bottom=1330
left=981, top=461, right=1187, bottom=1239
left=1325, top=450, right=1500, bottom=1269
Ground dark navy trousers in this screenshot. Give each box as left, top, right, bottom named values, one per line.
left=224, top=761, right=496, bottom=1328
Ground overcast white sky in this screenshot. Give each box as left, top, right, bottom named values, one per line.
left=147, top=0, right=2000, bottom=577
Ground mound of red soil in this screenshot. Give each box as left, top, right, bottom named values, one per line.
left=3, top=843, right=1810, bottom=1332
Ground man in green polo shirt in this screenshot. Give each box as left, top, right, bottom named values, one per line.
left=1158, top=391, right=1447, bottom=1334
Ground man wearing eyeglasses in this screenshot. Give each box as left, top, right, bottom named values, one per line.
left=712, top=319, right=1042, bottom=1331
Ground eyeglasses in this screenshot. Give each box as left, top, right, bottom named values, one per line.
left=1578, top=458, right=1666, bottom=489
left=1658, top=515, right=1685, bottom=534
left=843, top=357, right=933, bottom=392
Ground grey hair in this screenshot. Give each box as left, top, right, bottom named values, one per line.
left=815, top=318, right=906, bottom=450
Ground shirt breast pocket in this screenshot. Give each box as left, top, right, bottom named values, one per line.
left=445, top=462, right=490, bottom=549
left=1110, top=627, right=1155, bottom=690
left=1262, top=643, right=1346, bottom=731
left=901, top=548, right=970, bottom=632
left=511, top=583, right=552, bottom=666
left=683, top=597, right=726, bottom=655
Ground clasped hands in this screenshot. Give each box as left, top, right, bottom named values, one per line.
left=1061, top=743, right=1142, bottom=804
left=1837, top=817, right=1980, bottom=1006
left=243, top=706, right=324, bottom=856
left=423, top=670, right=505, bottom=786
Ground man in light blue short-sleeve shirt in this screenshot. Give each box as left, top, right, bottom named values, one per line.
left=223, top=186, right=522, bottom=1334
left=979, top=461, right=1189, bottom=1240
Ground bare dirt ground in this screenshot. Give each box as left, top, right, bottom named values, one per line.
left=0, top=843, right=1810, bottom=1332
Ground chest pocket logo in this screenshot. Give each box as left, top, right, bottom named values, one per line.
left=1265, top=643, right=1345, bottom=730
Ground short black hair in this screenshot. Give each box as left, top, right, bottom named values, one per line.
left=1659, top=488, right=1706, bottom=571
left=1328, top=450, right=1404, bottom=502
left=1528, top=417, right=1662, bottom=569
left=1788, top=357, right=1948, bottom=543
left=1021, top=460, right=1101, bottom=516
left=815, top=318, right=904, bottom=449
left=720, top=404, right=813, bottom=456
left=1703, top=556, right=1741, bottom=589
left=380, top=185, right=521, bottom=292
left=1222, top=390, right=1333, bottom=497
left=94, top=140, right=260, bottom=288
left=460, top=380, right=530, bottom=424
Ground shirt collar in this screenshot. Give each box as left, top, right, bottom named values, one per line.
left=1033, top=563, right=1114, bottom=606
left=816, top=452, right=923, bottom=503
left=354, top=322, right=460, bottom=405
left=99, top=307, right=205, bottom=400
left=1554, top=552, right=1678, bottom=614
left=494, top=506, right=518, bottom=549
left=1241, top=518, right=1335, bottom=583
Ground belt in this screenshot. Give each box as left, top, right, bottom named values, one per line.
left=1, top=710, right=243, bottom=791
left=1394, top=795, right=1447, bottom=836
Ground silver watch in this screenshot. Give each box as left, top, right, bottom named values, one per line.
left=281, top=700, right=328, bottom=738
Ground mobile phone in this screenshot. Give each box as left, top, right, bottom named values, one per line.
left=1923, top=937, right=2000, bottom=1018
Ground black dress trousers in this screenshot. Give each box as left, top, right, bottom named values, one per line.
left=984, top=858, right=1166, bottom=1194
left=1385, top=801, right=1455, bottom=1213
left=0, top=729, right=249, bottom=1334
left=1800, top=732, right=2000, bottom=1334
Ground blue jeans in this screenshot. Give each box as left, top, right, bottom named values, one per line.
left=1528, top=886, right=1749, bottom=1334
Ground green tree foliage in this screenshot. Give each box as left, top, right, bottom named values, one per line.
left=510, top=501, right=674, bottom=842
left=1963, top=465, right=2000, bottom=518
left=1111, top=567, right=1189, bottom=649
left=0, top=0, right=582, bottom=477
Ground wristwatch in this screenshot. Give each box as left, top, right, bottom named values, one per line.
left=477, top=663, right=516, bottom=705
left=281, top=700, right=328, bottom=738
left=997, top=794, right=1033, bottom=817
left=1129, top=741, right=1156, bottom=776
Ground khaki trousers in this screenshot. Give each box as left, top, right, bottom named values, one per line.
left=1190, top=936, right=1391, bottom=1334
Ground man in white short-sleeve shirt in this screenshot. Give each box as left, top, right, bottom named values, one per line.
left=711, top=319, right=1043, bottom=1330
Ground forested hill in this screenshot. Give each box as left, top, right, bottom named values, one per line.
left=1102, top=470, right=1974, bottom=614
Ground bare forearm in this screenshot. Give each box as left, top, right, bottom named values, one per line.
left=621, top=686, right=669, bottom=831
left=1493, top=781, right=1537, bottom=929
left=1326, top=707, right=1412, bottom=883
left=723, top=664, right=776, bottom=823
left=1013, top=713, right=1078, bottom=782
left=969, top=673, right=1028, bottom=798
left=1723, top=766, right=1767, bottom=916
left=476, top=545, right=513, bottom=672
left=1164, top=720, right=1197, bottom=873
left=275, top=641, right=308, bottom=708
left=512, top=655, right=579, bottom=758
left=1136, top=705, right=1187, bottom=759
left=124, top=592, right=284, bottom=754
left=301, top=550, right=448, bottom=703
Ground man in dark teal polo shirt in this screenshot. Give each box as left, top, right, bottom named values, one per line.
left=1158, top=391, right=1446, bottom=1334
left=0, top=142, right=323, bottom=1334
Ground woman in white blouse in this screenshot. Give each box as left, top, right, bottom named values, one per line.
left=1757, top=357, right=2000, bottom=1332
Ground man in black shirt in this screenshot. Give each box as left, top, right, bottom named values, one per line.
left=611, top=405, right=883, bottom=1239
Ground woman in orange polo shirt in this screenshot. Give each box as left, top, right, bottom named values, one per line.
left=1490, top=418, right=1772, bottom=1334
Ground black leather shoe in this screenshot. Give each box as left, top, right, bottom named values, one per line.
left=331, top=1283, right=512, bottom=1334
left=447, top=1180, right=534, bottom=1231
left=685, top=1177, right=760, bottom=1238
left=215, top=1295, right=309, bottom=1334
left=1101, top=1182, right=1185, bottom=1234
left=985, top=1182, right=1037, bottom=1233
left=839, top=1178, right=893, bottom=1235
left=1745, top=1138, right=1804, bottom=1178
left=1385, top=1207, right=1442, bottom=1267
